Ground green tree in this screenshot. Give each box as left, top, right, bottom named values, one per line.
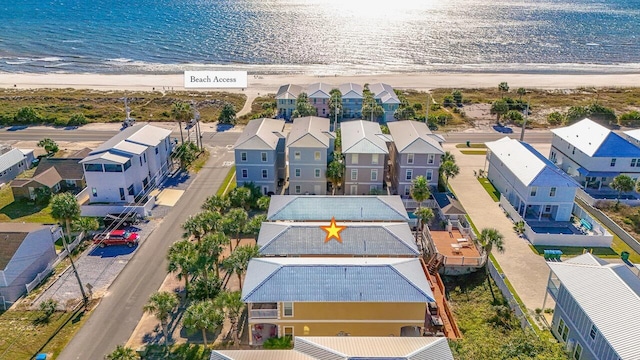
left=393, top=106, right=416, bottom=120
left=442, top=95, right=454, bottom=108
left=565, top=106, right=589, bottom=124
left=106, top=345, right=138, bottom=360
left=587, top=103, right=617, bottom=126
left=498, top=82, right=509, bottom=93
left=292, top=92, right=316, bottom=118
left=361, top=90, right=384, bottom=121
left=218, top=103, right=237, bottom=125
left=167, top=240, right=198, bottom=297
left=328, top=88, right=343, bottom=125
left=442, top=151, right=455, bottom=164
left=143, top=291, right=179, bottom=347
left=326, top=159, right=345, bottom=195
left=228, top=186, right=252, bottom=210
left=440, top=160, right=460, bottom=190
left=222, top=244, right=259, bottom=289
left=547, top=111, right=565, bottom=125
left=198, top=232, right=228, bottom=279
left=452, top=90, right=463, bottom=106
left=37, top=138, right=59, bottom=155
left=263, top=336, right=293, bottom=349
left=36, top=298, right=59, bottom=324
left=202, top=194, right=230, bottom=214
left=34, top=186, right=52, bottom=205
left=216, top=290, right=245, bottom=348
left=246, top=214, right=267, bottom=241
left=619, top=110, right=640, bottom=127
left=490, top=100, right=509, bottom=124
left=476, top=228, right=505, bottom=301
left=513, top=221, right=525, bottom=236
left=183, top=300, right=224, bottom=347
left=414, top=207, right=434, bottom=231
left=410, top=176, right=431, bottom=209
left=222, top=208, right=249, bottom=249
left=173, top=141, right=199, bottom=170
left=15, top=106, right=40, bottom=123
left=256, top=196, right=270, bottom=211
left=610, top=174, right=635, bottom=203
left=72, top=217, right=99, bottom=239
left=171, top=101, right=191, bottom=144
left=505, top=110, right=524, bottom=126
left=516, top=87, right=526, bottom=100
left=68, top=113, right=88, bottom=126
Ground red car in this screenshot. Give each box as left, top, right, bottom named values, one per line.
left=93, top=230, right=139, bottom=248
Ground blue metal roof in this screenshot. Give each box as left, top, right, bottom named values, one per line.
left=576, top=168, right=620, bottom=177
left=267, top=196, right=409, bottom=221
left=593, top=132, right=640, bottom=157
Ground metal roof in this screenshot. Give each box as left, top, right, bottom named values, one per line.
left=341, top=120, right=389, bottom=154
left=369, top=83, right=401, bottom=104
left=113, top=140, right=147, bottom=155
left=258, top=222, right=419, bottom=256
left=211, top=350, right=314, bottom=360
left=486, top=137, right=578, bottom=187
left=287, top=117, right=331, bottom=149
left=90, top=124, right=170, bottom=155
left=80, top=152, right=131, bottom=164
left=551, top=118, right=640, bottom=157
left=306, top=83, right=333, bottom=99
left=338, top=83, right=363, bottom=98
left=267, top=195, right=409, bottom=221
left=234, top=118, right=285, bottom=150
left=548, top=254, right=640, bottom=359
left=242, top=257, right=434, bottom=303
left=276, top=84, right=304, bottom=100
left=387, top=120, right=444, bottom=155
left=0, top=148, right=26, bottom=173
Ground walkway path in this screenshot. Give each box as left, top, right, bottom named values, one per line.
left=445, top=143, right=555, bottom=312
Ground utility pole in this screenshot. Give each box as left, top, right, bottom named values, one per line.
left=61, top=228, right=88, bottom=307
left=520, top=97, right=530, bottom=142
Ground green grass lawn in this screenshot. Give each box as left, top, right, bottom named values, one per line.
left=477, top=177, right=500, bottom=202
left=529, top=245, right=619, bottom=258
left=0, top=186, right=55, bottom=223
left=610, top=234, right=640, bottom=263
left=217, top=166, right=237, bottom=196
left=460, top=149, right=487, bottom=155
left=455, top=143, right=487, bottom=148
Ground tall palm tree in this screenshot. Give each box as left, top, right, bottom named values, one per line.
left=167, top=240, right=199, bottom=299
left=51, top=192, right=88, bottom=305
left=441, top=151, right=455, bottom=164
left=171, top=101, right=191, bottom=144
left=222, top=244, right=260, bottom=289
left=106, top=345, right=138, bottom=360
left=410, top=175, right=431, bottom=208
left=246, top=214, right=267, bottom=242
left=228, top=186, right=252, bottom=210
left=256, top=196, right=270, bottom=211
left=183, top=300, right=224, bottom=347
left=222, top=208, right=249, bottom=250
left=143, top=291, right=179, bottom=347
left=610, top=174, right=635, bottom=204
left=72, top=216, right=99, bottom=240
left=329, top=88, right=343, bottom=130
left=440, top=160, right=460, bottom=191
left=183, top=211, right=220, bottom=244
left=414, top=207, right=434, bottom=231
left=326, top=160, right=345, bottom=195
left=216, top=290, right=245, bottom=348
left=202, top=194, right=230, bottom=214
left=475, top=228, right=505, bottom=301
left=199, top=232, right=228, bottom=279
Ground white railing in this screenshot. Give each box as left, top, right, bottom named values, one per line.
left=488, top=260, right=536, bottom=332
left=249, top=309, right=278, bottom=319
left=25, top=265, right=53, bottom=294
left=402, top=199, right=438, bottom=210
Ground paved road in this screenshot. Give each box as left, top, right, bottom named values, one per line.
left=58, top=136, right=239, bottom=360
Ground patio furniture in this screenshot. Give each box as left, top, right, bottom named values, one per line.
left=428, top=301, right=438, bottom=315
left=580, top=219, right=592, bottom=231
left=431, top=315, right=444, bottom=327
left=451, top=243, right=462, bottom=254
left=543, top=249, right=563, bottom=260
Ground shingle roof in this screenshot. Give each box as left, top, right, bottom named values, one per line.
left=34, top=158, right=84, bottom=180
left=276, top=84, right=304, bottom=100
left=341, top=120, right=389, bottom=154
left=0, top=224, right=48, bottom=269
left=433, top=193, right=466, bottom=216
left=306, top=83, right=333, bottom=99
left=486, top=137, right=578, bottom=187
left=551, top=118, right=640, bottom=157
left=387, top=120, right=445, bottom=155
left=338, top=83, right=363, bottom=98
left=287, top=117, right=331, bottom=149
left=369, top=83, right=401, bottom=104
left=258, top=222, right=419, bottom=256
left=0, top=148, right=26, bottom=173
left=31, top=167, right=62, bottom=187
left=234, top=118, right=285, bottom=151
left=267, top=195, right=409, bottom=221
left=548, top=254, right=640, bottom=359
left=242, top=257, right=434, bottom=303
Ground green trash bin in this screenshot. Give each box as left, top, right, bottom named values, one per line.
left=621, top=251, right=630, bottom=261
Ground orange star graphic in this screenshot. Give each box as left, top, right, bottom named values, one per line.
left=320, top=217, right=346, bottom=243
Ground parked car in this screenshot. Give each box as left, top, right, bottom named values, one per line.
left=103, top=213, right=140, bottom=229
left=93, top=230, right=139, bottom=248
left=122, top=117, right=136, bottom=128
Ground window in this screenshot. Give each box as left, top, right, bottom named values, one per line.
left=128, top=184, right=134, bottom=196
left=143, top=177, right=149, bottom=190
left=139, top=156, right=143, bottom=166
left=404, top=186, right=411, bottom=196
left=292, top=151, right=301, bottom=160
left=104, top=164, right=123, bottom=172
left=610, top=158, right=616, bottom=167
left=143, top=153, right=146, bottom=163
left=84, top=163, right=103, bottom=172
left=426, top=170, right=433, bottom=181
left=545, top=205, right=552, bottom=213
left=155, top=147, right=158, bottom=154
left=407, top=154, right=414, bottom=164
left=123, top=160, right=131, bottom=171
left=283, top=326, right=294, bottom=337
left=530, top=187, right=537, bottom=197
left=241, top=169, right=248, bottom=178
left=406, top=169, right=413, bottom=181
left=573, top=343, right=582, bottom=360
left=352, top=153, right=359, bottom=164
left=261, top=152, right=268, bottom=162
left=283, top=302, right=293, bottom=316
left=314, top=151, right=321, bottom=161
left=589, top=325, right=598, bottom=340
left=558, top=318, right=569, bottom=342
left=295, top=168, right=301, bottom=177
left=428, top=154, right=435, bottom=164
left=314, top=169, right=321, bottom=178
left=91, top=187, right=98, bottom=197
left=632, top=159, right=637, bottom=167
left=351, top=169, right=358, bottom=181
left=550, top=187, right=557, bottom=197
left=371, top=169, right=378, bottom=181
left=119, top=188, right=125, bottom=201
left=240, top=152, right=247, bottom=162
left=262, top=169, right=268, bottom=178
left=371, top=154, right=379, bottom=165
left=295, top=185, right=301, bottom=194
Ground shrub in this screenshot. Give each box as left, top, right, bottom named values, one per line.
left=412, top=103, right=423, bottom=110
left=68, top=113, right=88, bottom=126
left=263, top=336, right=292, bottom=349
left=15, top=107, right=41, bottom=123
left=443, top=95, right=454, bottom=108
left=547, top=111, right=564, bottom=125
left=619, top=110, right=640, bottom=127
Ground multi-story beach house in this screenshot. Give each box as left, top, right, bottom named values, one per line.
left=486, top=137, right=578, bottom=221
left=276, top=84, right=303, bottom=120
left=306, top=83, right=332, bottom=118
left=545, top=253, right=640, bottom=360
left=234, top=118, right=286, bottom=195
left=341, top=120, right=389, bottom=195
left=286, top=117, right=333, bottom=195
left=387, top=120, right=444, bottom=200
left=370, top=83, right=401, bottom=123
left=339, top=83, right=363, bottom=119
left=550, top=118, right=640, bottom=190
left=0, top=147, right=31, bottom=185
left=80, top=124, right=173, bottom=204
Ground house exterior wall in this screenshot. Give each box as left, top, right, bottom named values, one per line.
left=288, top=146, right=328, bottom=195
left=389, top=144, right=441, bottom=197
left=342, top=93, right=363, bottom=119
left=0, top=157, right=28, bottom=184
left=146, top=137, right=173, bottom=185
left=277, top=99, right=297, bottom=120
left=235, top=149, right=278, bottom=194
left=344, top=153, right=386, bottom=195
left=380, top=103, right=399, bottom=123
left=309, top=95, right=329, bottom=118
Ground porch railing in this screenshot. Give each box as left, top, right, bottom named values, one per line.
left=249, top=309, right=278, bottom=319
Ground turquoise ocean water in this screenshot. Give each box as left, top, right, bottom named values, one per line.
left=0, top=0, right=639, bottom=74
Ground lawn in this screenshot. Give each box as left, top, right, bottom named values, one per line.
left=217, top=166, right=237, bottom=196
left=455, top=143, right=487, bottom=149
left=460, top=150, right=487, bottom=155
left=477, top=177, right=500, bottom=202
left=529, top=245, right=618, bottom=258
left=191, top=149, right=210, bottom=173
left=0, top=185, right=55, bottom=223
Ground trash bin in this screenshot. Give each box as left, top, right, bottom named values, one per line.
left=621, top=251, right=630, bottom=261
left=466, top=141, right=471, bottom=147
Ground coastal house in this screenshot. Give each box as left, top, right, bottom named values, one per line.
left=286, top=117, right=333, bottom=195
left=545, top=253, right=640, bottom=360
left=369, top=83, right=401, bottom=123
left=276, top=84, right=304, bottom=120
left=11, top=151, right=87, bottom=200
left=0, top=224, right=60, bottom=308
left=306, top=83, right=332, bottom=118
left=387, top=120, right=444, bottom=202
left=623, top=128, right=640, bottom=147
left=550, top=118, right=640, bottom=191
left=339, top=83, right=363, bottom=119
left=234, top=118, right=286, bottom=195
left=341, top=120, right=390, bottom=195
left=242, top=257, right=435, bottom=344
left=211, top=336, right=454, bottom=360
left=486, top=137, right=578, bottom=222
left=80, top=124, right=173, bottom=204
left=0, top=147, right=32, bottom=186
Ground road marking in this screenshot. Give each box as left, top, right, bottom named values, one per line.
left=222, top=161, right=234, bottom=167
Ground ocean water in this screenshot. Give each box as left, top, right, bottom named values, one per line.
left=0, top=0, right=639, bottom=74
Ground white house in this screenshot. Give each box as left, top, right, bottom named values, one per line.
left=546, top=253, right=640, bottom=360
left=486, top=137, right=578, bottom=221
left=550, top=118, right=640, bottom=190
left=80, top=124, right=173, bottom=204
left=0, top=147, right=31, bottom=185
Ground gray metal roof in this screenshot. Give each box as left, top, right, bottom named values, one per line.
left=387, top=121, right=444, bottom=155
left=341, top=120, right=389, bottom=154
left=242, top=257, right=434, bottom=303
left=211, top=350, right=314, bottom=360
left=258, top=222, right=419, bottom=256
left=276, top=84, right=304, bottom=100
left=0, top=148, right=26, bottom=173
left=267, top=195, right=409, bottom=221
left=548, top=254, right=640, bottom=359
left=338, top=83, right=363, bottom=98
left=306, top=83, right=333, bottom=99
left=369, top=83, right=401, bottom=104
left=234, top=118, right=285, bottom=150
left=287, top=117, right=331, bottom=149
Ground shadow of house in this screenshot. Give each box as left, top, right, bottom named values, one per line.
left=11, top=151, right=88, bottom=200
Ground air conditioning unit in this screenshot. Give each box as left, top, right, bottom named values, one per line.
left=566, top=339, right=576, bottom=353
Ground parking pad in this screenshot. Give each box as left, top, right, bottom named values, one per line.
left=155, top=189, right=184, bottom=206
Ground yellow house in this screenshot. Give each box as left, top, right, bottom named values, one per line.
left=243, top=257, right=435, bottom=345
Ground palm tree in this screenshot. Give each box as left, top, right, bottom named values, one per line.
left=440, top=160, right=460, bottom=191
left=167, top=240, right=198, bottom=298
left=171, top=101, right=191, bottom=144
left=410, top=175, right=431, bottom=207
left=183, top=211, right=220, bottom=243
left=216, top=290, right=245, bottom=348
left=517, top=87, right=526, bottom=100
left=256, top=196, right=270, bottom=211
left=414, top=207, right=434, bottom=231
left=475, top=228, right=505, bottom=301
left=329, top=88, right=343, bottom=130
left=199, top=232, right=228, bottom=279
left=72, top=217, right=99, bottom=240
left=513, top=221, right=525, bottom=237
left=222, top=208, right=249, bottom=250
left=441, top=151, right=455, bottom=164
left=51, top=192, right=88, bottom=305
left=222, top=244, right=260, bottom=289
left=143, top=291, right=179, bottom=347
left=610, top=174, right=635, bottom=204
left=183, top=300, right=224, bottom=347
left=326, top=159, right=345, bottom=195
left=202, top=194, right=230, bottom=214
left=228, top=186, right=252, bottom=210
left=246, top=214, right=267, bottom=242
left=106, top=345, right=138, bottom=360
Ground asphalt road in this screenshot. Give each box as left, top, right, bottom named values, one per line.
left=57, top=135, right=239, bottom=360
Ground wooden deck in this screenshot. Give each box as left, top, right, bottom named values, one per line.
left=420, top=258, right=461, bottom=339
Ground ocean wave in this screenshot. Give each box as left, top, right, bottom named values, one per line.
left=34, top=57, right=63, bottom=62
left=61, top=39, right=83, bottom=43
left=107, top=58, right=134, bottom=63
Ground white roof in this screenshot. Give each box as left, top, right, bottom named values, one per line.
left=551, top=118, right=614, bottom=156
left=548, top=254, right=640, bottom=359
left=112, top=140, right=147, bottom=155
left=0, top=148, right=26, bottom=173
left=306, top=83, right=333, bottom=99
left=234, top=118, right=285, bottom=151
left=369, top=83, right=401, bottom=104
left=387, top=120, right=444, bottom=154
left=624, top=128, right=640, bottom=142
left=341, top=120, right=389, bottom=154
left=80, top=152, right=131, bottom=164
left=126, top=124, right=172, bottom=147
left=276, top=84, right=304, bottom=100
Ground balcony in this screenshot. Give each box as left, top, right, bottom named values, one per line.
left=249, top=303, right=278, bottom=319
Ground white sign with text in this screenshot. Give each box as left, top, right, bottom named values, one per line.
left=184, top=71, right=247, bottom=88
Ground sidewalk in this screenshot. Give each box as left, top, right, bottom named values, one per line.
left=445, top=143, right=554, bottom=312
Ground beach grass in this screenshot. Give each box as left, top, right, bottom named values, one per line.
left=217, top=166, right=237, bottom=196
left=238, top=94, right=276, bottom=124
